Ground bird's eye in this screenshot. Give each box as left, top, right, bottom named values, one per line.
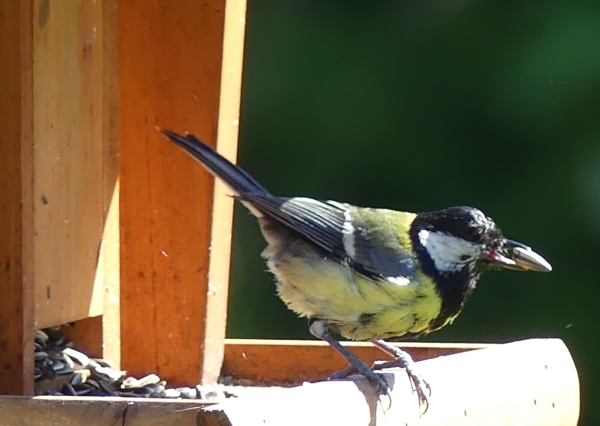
left=460, top=254, right=471, bottom=261
left=467, top=225, right=484, bottom=241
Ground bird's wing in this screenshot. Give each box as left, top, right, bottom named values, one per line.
left=241, top=194, right=347, bottom=254
left=239, top=194, right=416, bottom=283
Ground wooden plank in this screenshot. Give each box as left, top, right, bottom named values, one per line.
left=54, top=0, right=119, bottom=366
left=222, top=339, right=491, bottom=383
left=208, top=339, right=580, bottom=426
left=32, top=0, right=115, bottom=328
left=99, top=0, right=120, bottom=369
left=98, top=176, right=121, bottom=366
left=0, top=396, right=209, bottom=426
left=61, top=316, right=104, bottom=358
left=119, top=0, right=247, bottom=385
left=0, top=0, right=35, bottom=395
left=0, top=340, right=579, bottom=426
left=203, top=0, right=248, bottom=387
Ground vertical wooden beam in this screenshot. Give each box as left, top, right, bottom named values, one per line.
left=0, top=0, right=119, bottom=395
left=32, top=0, right=109, bottom=329
left=0, top=0, right=35, bottom=395
left=203, top=0, right=247, bottom=385
left=31, top=0, right=119, bottom=364
left=119, top=0, right=247, bottom=385
left=99, top=0, right=120, bottom=369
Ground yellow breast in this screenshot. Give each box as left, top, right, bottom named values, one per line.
left=266, top=239, right=443, bottom=341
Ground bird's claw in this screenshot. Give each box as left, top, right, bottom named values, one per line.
left=364, top=371, right=391, bottom=395
left=330, top=360, right=430, bottom=413
left=407, top=368, right=431, bottom=413
left=372, top=359, right=431, bottom=413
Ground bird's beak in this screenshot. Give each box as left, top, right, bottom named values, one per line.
left=484, top=239, right=552, bottom=272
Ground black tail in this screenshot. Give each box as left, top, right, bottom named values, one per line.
left=162, top=130, right=270, bottom=196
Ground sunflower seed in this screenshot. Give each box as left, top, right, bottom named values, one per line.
left=163, top=388, right=181, bottom=398
left=62, top=348, right=90, bottom=367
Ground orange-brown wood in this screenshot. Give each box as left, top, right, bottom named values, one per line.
left=32, top=0, right=113, bottom=328
left=0, top=0, right=35, bottom=395
left=202, top=0, right=248, bottom=387
left=119, top=0, right=247, bottom=385
left=32, top=0, right=120, bottom=361
left=0, top=0, right=119, bottom=394
left=61, top=316, right=104, bottom=359
left=98, top=0, right=121, bottom=368
left=222, top=339, right=491, bottom=384
left=98, top=177, right=121, bottom=367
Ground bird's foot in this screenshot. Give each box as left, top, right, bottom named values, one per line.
left=372, top=359, right=431, bottom=412
left=329, top=366, right=356, bottom=380
left=330, top=364, right=390, bottom=395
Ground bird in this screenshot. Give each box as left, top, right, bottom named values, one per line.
left=161, top=130, right=552, bottom=410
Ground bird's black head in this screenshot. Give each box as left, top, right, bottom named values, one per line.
left=411, top=206, right=552, bottom=277
left=410, top=206, right=551, bottom=329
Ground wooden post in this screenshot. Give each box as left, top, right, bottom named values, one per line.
left=119, top=0, right=247, bottom=385
left=0, top=0, right=35, bottom=396
left=32, top=0, right=120, bottom=360
left=0, top=0, right=119, bottom=393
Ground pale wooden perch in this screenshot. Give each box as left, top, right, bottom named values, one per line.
left=205, top=338, right=579, bottom=426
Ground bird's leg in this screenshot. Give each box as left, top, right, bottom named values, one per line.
left=308, top=320, right=390, bottom=394
left=371, top=340, right=431, bottom=410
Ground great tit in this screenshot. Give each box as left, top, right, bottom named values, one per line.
left=162, top=130, right=552, bottom=409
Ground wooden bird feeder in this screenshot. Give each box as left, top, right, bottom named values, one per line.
left=0, top=1, right=580, bottom=425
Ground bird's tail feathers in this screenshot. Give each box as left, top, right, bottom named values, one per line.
left=162, top=130, right=270, bottom=197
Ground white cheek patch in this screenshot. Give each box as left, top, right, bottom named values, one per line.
left=418, top=230, right=481, bottom=273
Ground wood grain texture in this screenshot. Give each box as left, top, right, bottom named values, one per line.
left=202, top=0, right=248, bottom=386
left=222, top=339, right=491, bottom=384
left=0, top=396, right=208, bottom=426
left=98, top=0, right=120, bottom=368
left=0, top=0, right=119, bottom=394
left=61, top=316, right=103, bottom=359
left=0, top=0, right=35, bottom=395
left=99, top=177, right=121, bottom=367
left=32, top=0, right=118, bottom=328
left=48, top=0, right=120, bottom=367
left=119, top=0, right=246, bottom=385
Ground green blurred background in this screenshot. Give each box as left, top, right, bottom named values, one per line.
left=226, top=1, right=600, bottom=424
